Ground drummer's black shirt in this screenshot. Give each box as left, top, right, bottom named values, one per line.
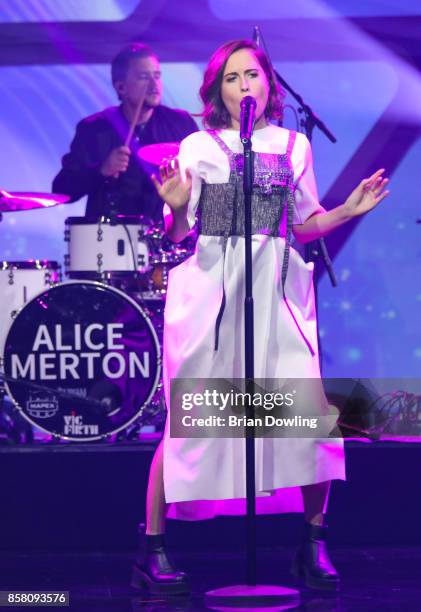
left=52, top=105, right=197, bottom=223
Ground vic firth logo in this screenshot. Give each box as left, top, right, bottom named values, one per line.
left=63, top=415, right=99, bottom=436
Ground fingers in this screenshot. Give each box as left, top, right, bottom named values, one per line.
left=101, top=144, right=131, bottom=177
left=152, top=157, right=191, bottom=205
left=118, top=161, right=129, bottom=173
left=159, top=165, right=167, bottom=182
left=375, top=190, right=390, bottom=204
left=362, top=168, right=385, bottom=190
left=373, top=177, right=389, bottom=196
left=159, top=156, right=180, bottom=182
left=360, top=170, right=390, bottom=202
left=364, top=176, right=389, bottom=198
left=151, top=174, right=161, bottom=191
left=364, top=175, right=390, bottom=210
left=116, top=146, right=130, bottom=154
left=151, top=169, right=182, bottom=196
left=111, top=146, right=130, bottom=174
left=368, top=168, right=385, bottom=181
left=114, top=146, right=130, bottom=164
left=167, top=156, right=179, bottom=173
left=117, top=148, right=130, bottom=163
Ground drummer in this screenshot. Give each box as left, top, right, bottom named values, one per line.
left=52, top=43, right=197, bottom=224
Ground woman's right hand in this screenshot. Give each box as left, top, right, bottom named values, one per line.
left=151, top=157, right=192, bottom=210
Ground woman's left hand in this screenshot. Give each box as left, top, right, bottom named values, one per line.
left=343, top=168, right=390, bottom=218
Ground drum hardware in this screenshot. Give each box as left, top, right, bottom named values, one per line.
left=138, top=385, right=166, bottom=427
left=137, top=229, right=150, bottom=269
left=2, top=260, right=62, bottom=282
left=97, top=221, right=103, bottom=242
left=115, top=384, right=166, bottom=441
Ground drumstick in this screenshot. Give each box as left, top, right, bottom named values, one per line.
left=124, top=89, right=147, bottom=147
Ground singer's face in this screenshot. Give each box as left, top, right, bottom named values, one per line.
left=221, top=48, right=269, bottom=130
left=115, top=56, right=162, bottom=109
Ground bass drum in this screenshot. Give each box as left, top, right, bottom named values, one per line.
left=2, top=281, right=161, bottom=441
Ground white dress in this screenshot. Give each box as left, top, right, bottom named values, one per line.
left=162, top=125, right=345, bottom=520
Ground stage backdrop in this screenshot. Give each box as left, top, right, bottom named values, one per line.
left=0, top=0, right=420, bottom=378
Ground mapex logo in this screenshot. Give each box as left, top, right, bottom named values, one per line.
left=26, top=393, right=59, bottom=418
left=63, top=414, right=99, bottom=436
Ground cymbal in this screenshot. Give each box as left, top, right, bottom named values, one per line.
left=138, top=142, right=180, bottom=166
left=0, top=190, right=70, bottom=212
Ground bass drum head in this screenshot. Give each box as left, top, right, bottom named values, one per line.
left=3, top=281, right=161, bottom=441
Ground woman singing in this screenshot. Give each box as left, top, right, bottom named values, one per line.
left=132, top=39, right=389, bottom=594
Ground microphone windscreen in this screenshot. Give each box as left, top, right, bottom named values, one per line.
left=240, top=95, right=256, bottom=110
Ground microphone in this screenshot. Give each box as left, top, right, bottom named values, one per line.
left=253, top=25, right=261, bottom=47
left=240, top=96, right=256, bottom=143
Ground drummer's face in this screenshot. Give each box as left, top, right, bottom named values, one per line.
left=221, top=48, right=269, bottom=129
left=117, top=55, right=162, bottom=108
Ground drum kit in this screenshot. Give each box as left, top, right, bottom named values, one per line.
left=0, top=143, right=193, bottom=443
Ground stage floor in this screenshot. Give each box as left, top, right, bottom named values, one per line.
left=1, top=546, right=420, bottom=611
left=2, top=436, right=421, bottom=609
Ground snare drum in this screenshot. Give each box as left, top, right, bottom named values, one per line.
left=64, top=216, right=151, bottom=278
left=3, top=281, right=161, bottom=441
left=0, top=260, right=61, bottom=361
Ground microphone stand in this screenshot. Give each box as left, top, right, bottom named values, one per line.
left=243, top=127, right=257, bottom=586
left=274, top=71, right=337, bottom=288
left=253, top=26, right=338, bottom=372
left=206, top=105, right=299, bottom=607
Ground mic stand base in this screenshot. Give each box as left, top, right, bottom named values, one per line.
left=205, top=584, right=300, bottom=607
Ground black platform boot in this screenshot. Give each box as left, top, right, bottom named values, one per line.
left=291, top=522, right=339, bottom=591
left=131, top=525, right=190, bottom=595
